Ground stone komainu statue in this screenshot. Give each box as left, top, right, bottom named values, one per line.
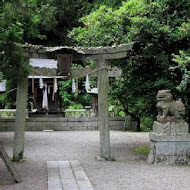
left=156, top=90, right=185, bottom=122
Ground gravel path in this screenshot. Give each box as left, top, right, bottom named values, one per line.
left=0, top=131, right=190, bottom=190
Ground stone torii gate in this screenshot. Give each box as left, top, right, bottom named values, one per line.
left=14, top=42, right=134, bottom=161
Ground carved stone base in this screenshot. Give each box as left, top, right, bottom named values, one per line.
left=153, top=121, right=189, bottom=134
left=147, top=122, right=190, bottom=165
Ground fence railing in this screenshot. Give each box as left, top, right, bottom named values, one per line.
left=65, top=109, right=92, bottom=117
left=0, top=109, right=93, bottom=118
left=0, top=109, right=16, bottom=118
left=0, top=108, right=115, bottom=118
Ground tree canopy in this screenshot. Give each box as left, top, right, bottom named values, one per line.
left=69, top=0, right=190, bottom=127
left=0, top=0, right=190, bottom=128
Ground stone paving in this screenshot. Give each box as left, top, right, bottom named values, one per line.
left=47, top=160, right=94, bottom=190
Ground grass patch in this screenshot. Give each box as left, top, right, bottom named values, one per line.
left=10, top=157, right=27, bottom=163
left=134, top=146, right=150, bottom=155
left=0, top=181, right=4, bottom=185
left=179, top=165, right=190, bottom=167
left=141, top=126, right=152, bottom=132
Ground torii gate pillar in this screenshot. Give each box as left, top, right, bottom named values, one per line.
left=16, top=42, right=134, bottom=161
left=97, top=59, right=113, bottom=161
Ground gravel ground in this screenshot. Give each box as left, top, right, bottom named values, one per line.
left=0, top=131, right=190, bottom=190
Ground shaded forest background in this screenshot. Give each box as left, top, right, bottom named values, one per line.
left=0, top=0, right=189, bottom=131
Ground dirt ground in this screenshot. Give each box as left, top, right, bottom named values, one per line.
left=0, top=131, right=190, bottom=190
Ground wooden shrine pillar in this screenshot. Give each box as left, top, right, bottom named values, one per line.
left=97, top=59, right=113, bottom=160
left=13, top=75, right=28, bottom=162
left=92, top=94, right=98, bottom=117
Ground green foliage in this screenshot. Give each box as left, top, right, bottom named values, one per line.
left=0, top=72, right=3, bottom=81
left=94, top=0, right=123, bottom=8
left=39, top=0, right=94, bottom=45
left=3, top=79, right=17, bottom=109
left=0, top=94, right=4, bottom=101
left=59, top=80, right=91, bottom=109
left=6, top=1, right=58, bottom=40
left=141, top=117, right=153, bottom=130
left=0, top=1, right=57, bottom=79
left=134, top=146, right=149, bottom=155
left=69, top=0, right=190, bottom=124
left=0, top=0, right=189, bottom=121
left=68, top=5, right=127, bottom=46
left=0, top=0, right=96, bottom=107
left=58, top=80, right=73, bottom=108
left=0, top=0, right=58, bottom=108
left=171, top=50, right=190, bottom=91
left=108, top=98, right=125, bottom=116
left=171, top=49, right=190, bottom=121
left=0, top=94, right=5, bottom=109
left=0, top=0, right=96, bottom=109
left=68, top=104, right=83, bottom=109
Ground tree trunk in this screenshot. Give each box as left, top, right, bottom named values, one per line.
left=186, top=83, right=190, bottom=132
left=136, top=117, right=141, bottom=132
left=13, top=77, right=28, bottom=162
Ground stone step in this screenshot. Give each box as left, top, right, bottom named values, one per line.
left=47, top=160, right=94, bottom=190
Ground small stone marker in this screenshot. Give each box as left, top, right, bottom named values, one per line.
left=0, top=145, right=22, bottom=183
left=47, top=160, right=94, bottom=190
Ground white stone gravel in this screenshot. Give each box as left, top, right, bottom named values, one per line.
left=0, top=131, right=190, bottom=190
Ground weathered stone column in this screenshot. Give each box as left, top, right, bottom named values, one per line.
left=97, top=59, right=113, bottom=160
left=13, top=76, right=28, bottom=162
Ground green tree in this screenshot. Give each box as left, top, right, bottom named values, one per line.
left=0, top=0, right=58, bottom=162
left=0, top=0, right=58, bottom=78
left=59, top=79, right=92, bottom=109
left=172, top=50, right=190, bottom=91
left=0, top=0, right=129, bottom=160
left=171, top=50, right=190, bottom=122
left=69, top=0, right=190, bottom=129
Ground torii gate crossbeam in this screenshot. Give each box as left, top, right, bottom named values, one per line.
left=14, top=42, right=134, bottom=161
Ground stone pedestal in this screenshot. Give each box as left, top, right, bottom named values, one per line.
left=147, top=121, right=190, bottom=165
